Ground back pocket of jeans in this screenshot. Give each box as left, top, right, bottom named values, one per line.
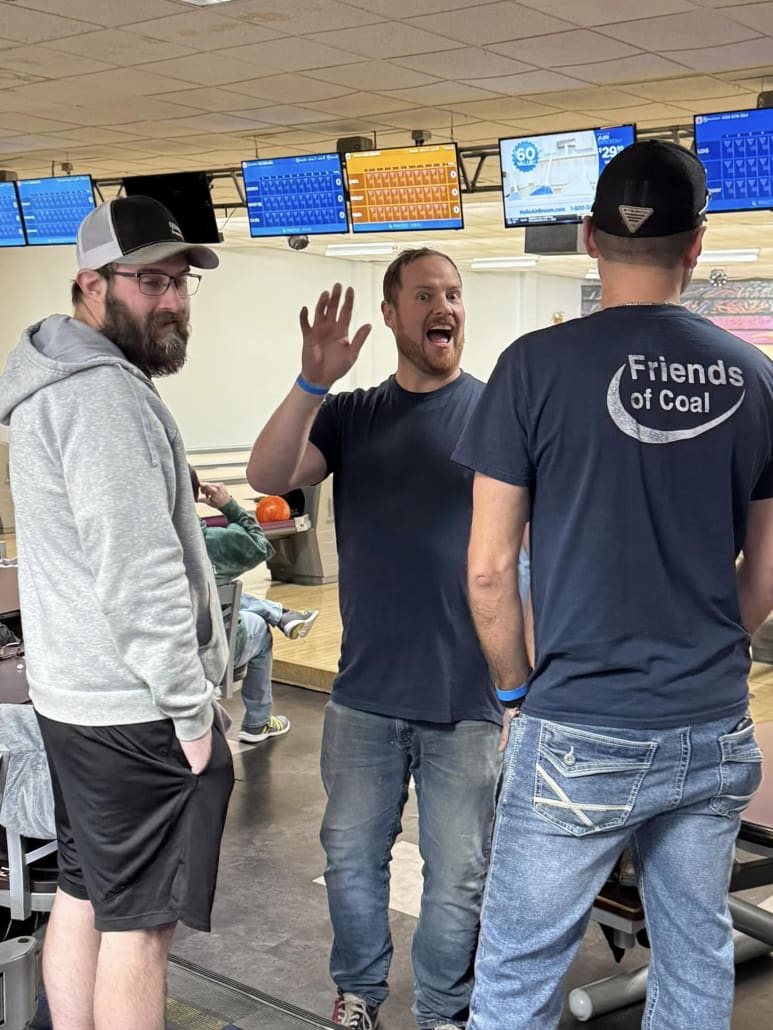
left=533, top=722, right=657, bottom=836
left=709, top=720, right=763, bottom=818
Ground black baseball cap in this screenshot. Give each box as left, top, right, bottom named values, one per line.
left=76, top=195, right=219, bottom=270
left=590, top=140, right=709, bottom=238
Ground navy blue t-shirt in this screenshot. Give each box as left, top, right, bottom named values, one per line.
left=454, top=305, right=773, bottom=729
left=310, top=372, right=499, bottom=725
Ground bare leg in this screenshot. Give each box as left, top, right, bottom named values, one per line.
left=42, top=888, right=100, bottom=1030
left=93, top=923, right=176, bottom=1030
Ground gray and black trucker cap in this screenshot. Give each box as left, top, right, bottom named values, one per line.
left=590, top=140, right=709, bottom=238
left=76, top=195, right=219, bottom=270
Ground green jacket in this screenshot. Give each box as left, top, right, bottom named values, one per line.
left=200, top=499, right=275, bottom=656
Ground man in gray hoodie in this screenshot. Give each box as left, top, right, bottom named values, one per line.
left=0, top=195, right=234, bottom=1030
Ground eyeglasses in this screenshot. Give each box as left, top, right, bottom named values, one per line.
left=110, top=271, right=202, bottom=297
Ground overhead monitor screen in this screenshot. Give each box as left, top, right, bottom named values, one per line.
left=345, top=143, right=463, bottom=233
left=0, top=181, right=26, bottom=247
left=17, top=174, right=96, bottom=245
left=242, top=153, right=349, bottom=237
left=499, top=124, right=636, bottom=227
left=694, top=108, right=773, bottom=213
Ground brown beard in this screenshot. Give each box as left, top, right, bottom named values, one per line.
left=101, top=290, right=190, bottom=378
left=394, top=325, right=464, bottom=379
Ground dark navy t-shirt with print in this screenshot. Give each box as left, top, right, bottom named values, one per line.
left=310, top=371, right=499, bottom=725
left=454, top=305, right=773, bottom=730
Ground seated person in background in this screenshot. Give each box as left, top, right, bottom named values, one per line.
left=190, top=467, right=319, bottom=743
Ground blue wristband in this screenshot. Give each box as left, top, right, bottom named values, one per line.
left=496, top=684, right=528, bottom=703
left=296, top=373, right=329, bottom=396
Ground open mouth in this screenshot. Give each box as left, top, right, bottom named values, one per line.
left=426, top=326, right=453, bottom=345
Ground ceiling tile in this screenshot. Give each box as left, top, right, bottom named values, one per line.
left=524, top=85, right=646, bottom=110
left=466, top=69, right=591, bottom=95
left=306, top=62, right=440, bottom=91
left=342, top=0, right=501, bottom=13
left=161, top=112, right=277, bottom=134
left=516, top=0, right=695, bottom=24
left=491, top=29, right=642, bottom=66
left=382, top=81, right=506, bottom=106
left=129, top=11, right=283, bottom=50
left=511, top=110, right=616, bottom=131
left=562, top=54, right=694, bottom=85
left=44, top=28, right=198, bottom=66
left=0, top=132, right=75, bottom=151
left=11, top=0, right=183, bottom=26
left=157, top=87, right=274, bottom=113
left=0, top=6, right=96, bottom=43
left=47, top=97, right=203, bottom=126
left=308, top=23, right=461, bottom=59
left=600, top=11, right=760, bottom=49
left=406, top=2, right=574, bottom=46
left=716, top=1, right=773, bottom=31
left=303, top=93, right=421, bottom=117
left=62, top=126, right=147, bottom=145
left=451, top=96, right=566, bottom=120
left=624, top=75, right=754, bottom=101
left=575, top=101, right=696, bottom=122
left=394, top=47, right=534, bottom=79
left=377, top=106, right=476, bottom=130
left=212, top=0, right=386, bottom=33
left=139, top=53, right=278, bottom=87
left=0, top=44, right=113, bottom=78
left=667, top=38, right=773, bottom=72
left=215, top=37, right=365, bottom=71
left=118, top=119, right=232, bottom=140
left=239, top=104, right=344, bottom=126
left=224, top=74, right=351, bottom=104
left=67, top=67, right=203, bottom=97
left=0, top=68, right=43, bottom=90
left=0, top=111, right=76, bottom=133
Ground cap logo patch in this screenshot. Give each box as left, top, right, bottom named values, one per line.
left=169, top=220, right=184, bottom=240
left=618, top=205, right=654, bottom=234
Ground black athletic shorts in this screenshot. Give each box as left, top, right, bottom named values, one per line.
left=36, top=712, right=234, bottom=932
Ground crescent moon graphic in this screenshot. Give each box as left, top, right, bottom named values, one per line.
left=606, top=366, right=746, bottom=444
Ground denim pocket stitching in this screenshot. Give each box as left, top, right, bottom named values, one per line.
left=532, top=723, right=657, bottom=836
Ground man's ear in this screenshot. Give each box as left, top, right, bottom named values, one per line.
left=381, top=298, right=395, bottom=331
left=582, top=217, right=598, bottom=259
left=75, top=268, right=107, bottom=301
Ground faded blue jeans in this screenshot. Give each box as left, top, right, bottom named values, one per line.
left=468, top=711, right=763, bottom=1030
left=235, top=609, right=274, bottom=731
left=320, top=701, right=502, bottom=1029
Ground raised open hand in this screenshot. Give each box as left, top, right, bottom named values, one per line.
left=299, top=284, right=372, bottom=390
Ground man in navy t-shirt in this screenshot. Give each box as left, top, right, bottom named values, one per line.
left=247, top=250, right=501, bottom=1030
left=455, top=141, right=773, bottom=1029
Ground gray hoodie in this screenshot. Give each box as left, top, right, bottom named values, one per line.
left=0, top=314, right=227, bottom=741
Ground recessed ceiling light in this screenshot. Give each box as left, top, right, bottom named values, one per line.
left=470, top=256, right=537, bottom=270
left=326, top=242, right=397, bottom=257
left=697, top=249, right=759, bottom=263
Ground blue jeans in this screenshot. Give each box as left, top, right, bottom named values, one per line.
left=320, top=701, right=502, bottom=1028
left=468, top=711, right=763, bottom=1030
left=240, top=593, right=283, bottom=625
left=235, top=610, right=274, bottom=730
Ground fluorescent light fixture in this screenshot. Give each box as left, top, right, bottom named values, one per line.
left=180, top=0, right=236, bottom=6
left=585, top=269, right=600, bottom=280
left=470, top=256, right=537, bottom=270
left=697, top=249, right=759, bottom=263
left=325, top=242, right=397, bottom=257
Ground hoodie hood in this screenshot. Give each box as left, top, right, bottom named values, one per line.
left=0, top=314, right=150, bottom=426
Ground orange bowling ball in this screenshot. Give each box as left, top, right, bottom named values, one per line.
left=256, top=495, right=291, bottom=523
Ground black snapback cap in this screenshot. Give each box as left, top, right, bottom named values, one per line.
left=76, top=194, right=219, bottom=270
left=591, top=140, right=709, bottom=238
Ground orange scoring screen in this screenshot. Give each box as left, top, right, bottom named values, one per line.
left=345, top=143, right=463, bottom=233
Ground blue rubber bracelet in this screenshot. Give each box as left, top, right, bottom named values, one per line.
left=296, top=373, right=329, bottom=396
left=496, top=684, right=528, bottom=703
